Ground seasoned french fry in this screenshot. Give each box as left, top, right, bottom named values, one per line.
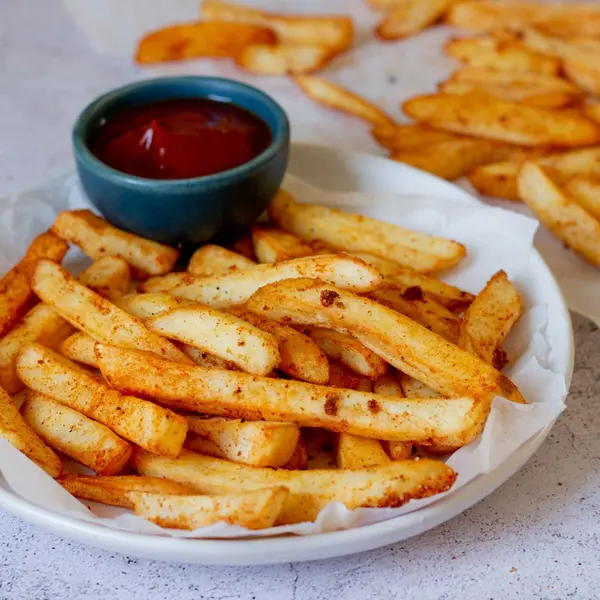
left=376, top=0, right=452, bottom=41
left=184, top=415, right=300, bottom=467
left=78, top=256, right=131, bottom=302
left=146, top=306, right=280, bottom=376
left=518, top=162, right=600, bottom=269
left=51, top=210, right=178, bottom=277
left=179, top=346, right=239, bottom=371
left=0, top=232, right=68, bottom=337
left=564, top=59, right=600, bottom=97
left=130, top=487, right=289, bottom=530
left=565, top=175, right=600, bottom=221
left=32, top=260, right=192, bottom=364
left=188, top=245, right=255, bottom=277
left=163, top=254, right=382, bottom=309
left=372, top=123, right=462, bottom=152
left=17, top=343, right=188, bottom=457
left=399, top=373, right=439, bottom=399
left=115, top=292, right=191, bottom=319
left=327, top=361, right=365, bottom=391
left=236, top=44, right=335, bottom=76
left=132, top=449, right=456, bottom=525
left=57, top=474, right=197, bottom=509
left=403, top=94, right=600, bottom=148
left=138, top=272, right=195, bottom=293
left=58, top=332, right=98, bottom=367
left=246, top=279, right=525, bottom=404
left=283, top=437, right=308, bottom=470
left=468, top=161, right=521, bottom=201
left=538, top=147, right=600, bottom=182
left=251, top=225, right=314, bottom=263
left=335, top=434, right=391, bottom=469
left=96, top=344, right=493, bottom=448
left=305, top=326, right=388, bottom=379
left=0, top=385, right=62, bottom=477
left=21, top=392, right=132, bottom=475
left=268, top=190, right=466, bottom=272
left=136, top=22, right=276, bottom=64
left=294, top=76, right=395, bottom=127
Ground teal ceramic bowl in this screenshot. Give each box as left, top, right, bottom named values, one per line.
left=72, top=76, right=290, bottom=247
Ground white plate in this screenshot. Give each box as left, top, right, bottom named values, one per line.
left=0, top=143, right=574, bottom=565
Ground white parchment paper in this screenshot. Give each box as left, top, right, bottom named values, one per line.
left=0, top=173, right=568, bottom=538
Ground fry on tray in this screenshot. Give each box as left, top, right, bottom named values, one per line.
left=58, top=332, right=98, bottom=367
left=235, top=44, right=336, bottom=76
left=467, top=162, right=521, bottom=201
left=268, top=190, right=466, bottom=272
left=188, top=245, right=255, bottom=277
left=565, top=176, right=600, bottom=222
left=132, top=449, right=456, bottom=525
left=51, top=210, right=178, bottom=277
left=294, top=76, right=396, bottom=127
left=77, top=255, right=131, bottom=302
left=21, top=392, right=132, bottom=475
left=335, top=434, right=391, bottom=469
left=283, top=438, right=308, bottom=470
left=17, top=343, right=188, bottom=457
left=376, top=0, right=452, bottom=41
left=564, top=60, right=600, bottom=97
left=251, top=225, right=314, bottom=263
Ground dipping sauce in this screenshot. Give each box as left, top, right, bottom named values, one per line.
left=92, top=98, right=271, bottom=179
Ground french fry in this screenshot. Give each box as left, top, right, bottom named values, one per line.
left=251, top=225, right=314, bottom=263
left=294, top=76, right=396, bottom=127
left=246, top=279, right=525, bottom=404
left=268, top=190, right=466, bottom=272
left=229, top=309, right=329, bottom=384
left=163, top=254, right=383, bottom=309
left=138, top=272, right=195, bottom=293
left=32, top=260, right=192, bottom=364
left=376, top=0, right=452, bottom=41
left=236, top=44, right=335, bottom=76
left=184, top=414, right=300, bottom=467
left=403, top=94, right=600, bottom=148
left=565, top=175, right=600, bottom=221
left=539, top=147, right=600, bottom=182
left=0, top=232, right=68, bottom=337
left=327, top=361, right=364, bottom=391
left=77, top=255, right=131, bottom=302
left=335, top=434, right=391, bottom=469
left=57, top=474, right=197, bottom=509
left=58, top=332, right=98, bottom=367
left=96, top=344, right=493, bottom=447
left=230, top=233, right=256, bottom=260
left=518, top=162, right=600, bottom=269
left=399, top=374, right=439, bottom=399
left=564, top=59, right=600, bottom=97
left=372, top=123, right=462, bottom=152
left=467, top=161, right=521, bottom=201
left=180, top=346, right=239, bottom=371
left=129, top=487, right=289, bottom=530
left=16, top=343, right=188, bottom=457
left=187, top=245, right=255, bottom=277
left=146, top=306, right=280, bottom=376
left=21, top=392, right=132, bottom=475
left=305, top=326, right=388, bottom=379
left=132, top=449, right=456, bottom=525
left=0, top=385, right=62, bottom=477
left=458, top=270, right=523, bottom=368
left=136, top=22, right=276, bottom=64
left=51, top=210, right=178, bottom=277
left=283, top=437, right=308, bottom=470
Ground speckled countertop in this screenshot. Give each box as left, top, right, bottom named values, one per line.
left=2, top=2, right=600, bottom=598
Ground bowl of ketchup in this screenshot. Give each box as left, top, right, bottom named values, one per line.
left=72, top=76, right=289, bottom=247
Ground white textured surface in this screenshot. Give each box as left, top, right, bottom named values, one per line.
left=1, top=1, right=600, bottom=598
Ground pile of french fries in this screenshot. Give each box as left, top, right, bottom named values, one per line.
left=0, top=187, right=527, bottom=531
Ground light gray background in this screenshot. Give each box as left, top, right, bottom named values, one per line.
left=1, top=2, right=600, bottom=598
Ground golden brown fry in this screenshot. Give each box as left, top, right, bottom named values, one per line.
left=372, top=123, right=462, bottom=152
left=96, top=344, right=493, bottom=448
left=180, top=347, right=239, bottom=371
left=564, top=59, right=600, bottom=97
left=17, top=343, right=188, bottom=457
left=268, top=190, right=466, bottom=273
left=0, top=232, right=68, bottom=337
left=294, top=76, right=395, bottom=127
left=187, top=245, right=255, bottom=277
left=58, top=332, right=98, bottom=367
left=403, top=94, right=600, bottom=148
left=132, top=449, right=456, bottom=525
left=565, top=175, right=600, bottom=221
left=399, top=373, right=439, bottom=399
left=467, top=162, right=521, bottom=201
left=136, top=22, right=276, bottom=64
left=51, top=210, right=178, bottom=277
left=518, top=162, right=600, bottom=269
left=282, top=437, right=308, bottom=470
left=21, top=392, right=132, bottom=475
left=327, top=361, right=365, bottom=391
left=115, top=292, right=191, bottom=319
left=251, top=225, right=314, bottom=263
left=236, top=44, right=335, bottom=76
left=335, top=434, right=391, bottom=469
left=78, top=256, right=131, bottom=302
left=376, top=0, right=452, bottom=41
left=138, top=273, right=195, bottom=293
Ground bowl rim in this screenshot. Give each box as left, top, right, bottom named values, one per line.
left=72, top=76, right=290, bottom=189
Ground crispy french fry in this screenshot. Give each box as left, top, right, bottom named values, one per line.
left=565, top=175, right=600, bottom=221
left=180, top=346, right=239, bottom=371
left=163, top=254, right=382, bottom=308
left=130, top=487, right=289, bottom=530
left=372, top=123, right=462, bottom=152
left=538, top=147, right=600, bottom=182
left=0, top=385, right=62, bottom=477
left=305, top=326, right=388, bottom=379
left=399, top=373, right=439, bottom=399
left=0, top=232, right=68, bottom=337
left=467, top=161, right=521, bottom=201
left=51, top=210, right=178, bottom=277
left=188, top=245, right=255, bottom=277
left=564, top=59, right=600, bottom=97
left=138, top=272, right=195, bottom=293
left=136, top=22, right=276, bottom=64
left=283, top=437, right=308, bottom=470
left=403, top=94, right=600, bottom=148
left=58, top=332, right=98, bottom=367
left=230, top=233, right=256, bottom=260
left=294, top=76, right=395, bottom=127
left=17, top=343, right=188, bottom=457
left=518, top=162, right=600, bottom=269
left=21, top=392, right=132, bottom=475
left=335, top=434, right=391, bottom=469
left=184, top=415, right=300, bottom=467
left=146, top=306, right=280, bottom=376
left=229, top=309, right=329, bottom=384
left=32, top=260, right=192, bottom=364
left=458, top=270, right=523, bottom=368
left=115, top=292, right=191, bottom=318
left=132, top=449, right=456, bottom=525
left=376, top=0, right=452, bottom=41
left=96, top=344, right=493, bottom=447
left=78, top=256, right=131, bottom=302
left=327, top=361, right=365, bottom=391
left=236, top=44, right=335, bottom=76
left=246, top=279, right=525, bottom=404
left=251, top=225, right=314, bottom=263
left=268, top=190, right=466, bottom=273
left=57, top=474, right=197, bottom=508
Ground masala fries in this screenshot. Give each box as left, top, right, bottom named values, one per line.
left=376, top=0, right=452, bottom=41
left=251, top=224, right=314, bottom=264
left=236, top=44, right=336, bottom=76
left=188, top=244, right=255, bottom=277
left=564, top=175, right=600, bottom=221
left=58, top=332, right=99, bottom=367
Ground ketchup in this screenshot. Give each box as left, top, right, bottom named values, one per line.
left=92, top=98, right=271, bottom=179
